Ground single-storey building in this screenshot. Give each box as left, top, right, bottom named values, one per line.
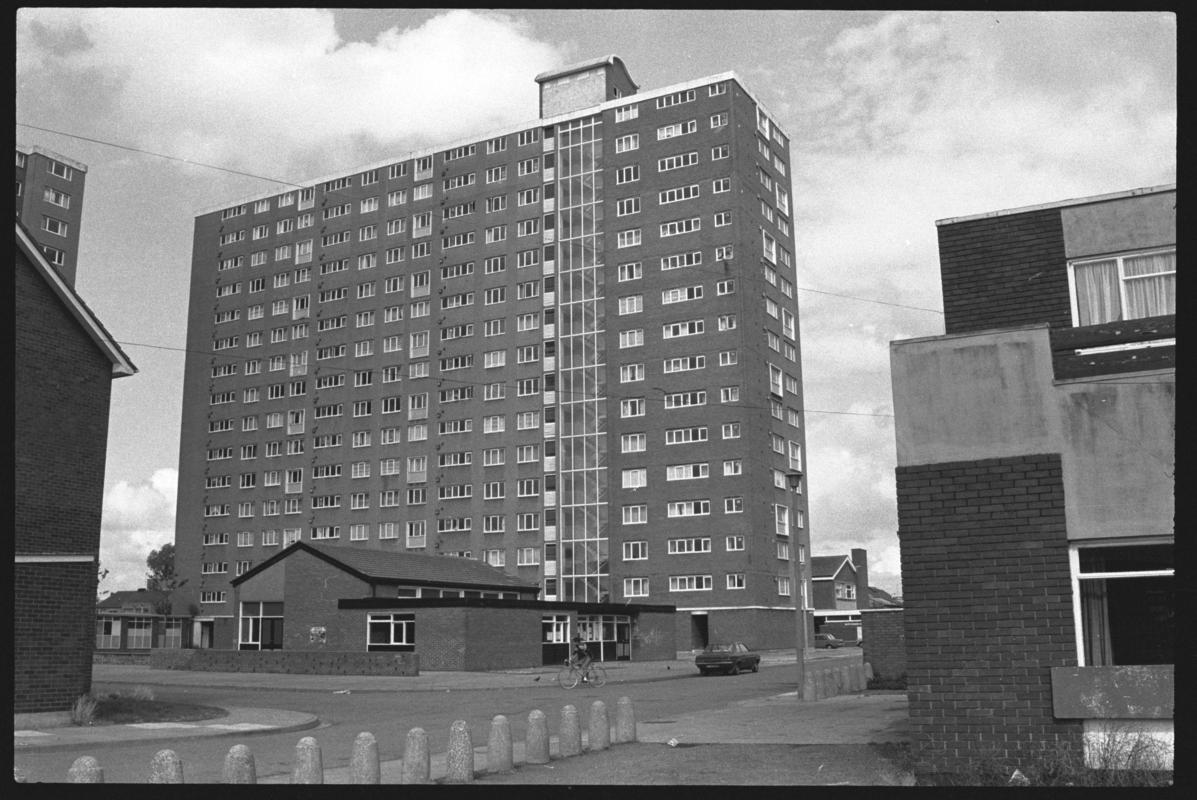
left=229, top=542, right=677, bottom=671
left=96, top=588, right=193, bottom=655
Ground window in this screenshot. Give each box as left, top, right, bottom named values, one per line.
left=42, top=217, right=68, bottom=237
left=1073, top=542, right=1173, bottom=666
left=622, top=504, right=648, bottom=526
left=618, top=262, right=642, bottom=282
left=615, top=133, right=639, bottom=153
left=710, top=112, right=728, bottom=128
left=727, top=573, right=746, bottom=590
left=1070, top=249, right=1175, bottom=325
left=712, top=144, right=730, bottom=160
left=726, top=534, right=745, bottom=550
left=659, top=184, right=700, bottom=205
left=623, top=541, right=648, bottom=560
left=620, top=363, right=645, bottom=383
left=618, top=295, right=643, bottom=315
left=616, top=197, right=641, bottom=217
left=615, top=104, right=639, bottom=123
left=367, top=613, right=414, bottom=652
left=620, top=329, right=644, bottom=349
left=669, top=575, right=712, bottom=592
left=668, top=537, right=711, bottom=554
left=615, top=165, right=640, bottom=185
left=658, top=152, right=699, bottom=172
left=621, top=468, right=647, bottom=489
left=621, top=398, right=645, bottom=418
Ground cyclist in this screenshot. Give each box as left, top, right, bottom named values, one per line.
left=570, top=635, right=593, bottom=680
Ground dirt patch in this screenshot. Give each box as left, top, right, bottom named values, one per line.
left=89, top=697, right=228, bottom=726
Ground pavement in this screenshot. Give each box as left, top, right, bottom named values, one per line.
left=14, top=649, right=913, bottom=784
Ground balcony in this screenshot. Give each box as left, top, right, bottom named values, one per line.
left=1050, top=314, right=1175, bottom=380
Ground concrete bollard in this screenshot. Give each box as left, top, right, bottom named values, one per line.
left=615, top=696, right=636, bottom=743
left=864, top=661, right=875, bottom=681
left=149, top=749, right=184, bottom=783
left=445, top=720, right=475, bottom=783
left=402, top=727, right=431, bottom=784
left=559, top=704, right=582, bottom=757
left=525, top=709, right=551, bottom=764
left=801, top=671, right=816, bottom=701
left=351, top=731, right=380, bottom=784
left=293, top=736, right=323, bottom=784
left=837, top=665, right=849, bottom=695
left=68, top=756, right=104, bottom=783
left=588, top=701, right=610, bottom=752
left=488, top=714, right=514, bottom=773
left=223, top=744, right=257, bottom=783
left=851, top=663, right=864, bottom=692
left=814, top=668, right=828, bottom=700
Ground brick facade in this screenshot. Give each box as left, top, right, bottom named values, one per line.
left=937, top=209, right=1071, bottom=335
left=861, top=608, right=905, bottom=682
left=674, top=607, right=799, bottom=653
left=896, top=454, right=1082, bottom=775
left=14, top=563, right=99, bottom=712
left=15, top=245, right=122, bottom=714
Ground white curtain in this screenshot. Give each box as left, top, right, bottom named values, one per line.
left=1123, top=252, right=1176, bottom=318
left=1073, top=260, right=1122, bottom=325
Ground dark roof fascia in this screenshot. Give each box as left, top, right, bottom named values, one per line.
left=340, top=597, right=678, bottom=614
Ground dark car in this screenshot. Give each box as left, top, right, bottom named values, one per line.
left=814, top=634, right=845, bottom=649
left=695, top=642, right=761, bottom=675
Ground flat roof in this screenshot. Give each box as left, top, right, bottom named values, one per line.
left=16, top=143, right=89, bottom=173
left=195, top=66, right=789, bottom=217
left=935, top=184, right=1176, bottom=227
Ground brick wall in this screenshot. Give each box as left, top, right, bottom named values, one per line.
left=15, top=248, right=116, bottom=713
left=630, top=609, right=677, bottom=661
left=897, top=453, right=1082, bottom=775
left=15, top=251, right=113, bottom=556
left=281, top=550, right=371, bottom=650
left=149, top=648, right=417, bottom=675
left=861, top=608, right=906, bottom=681
left=14, top=563, right=98, bottom=712
left=937, top=209, right=1072, bottom=335
left=463, top=607, right=543, bottom=670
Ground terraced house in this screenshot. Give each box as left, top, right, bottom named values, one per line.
left=175, top=56, right=810, bottom=660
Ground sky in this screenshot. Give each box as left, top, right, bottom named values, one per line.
left=16, top=9, right=1175, bottom=598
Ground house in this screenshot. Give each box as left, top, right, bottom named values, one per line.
left=15, top=221, right=136, bottom=715
left=889, top=185, right=1174, bottom=775
left=95, top=589, right=192, bottom=656
left=810, top=548, right=869, bottom=642
left=225, top=541, right=678, bottom=671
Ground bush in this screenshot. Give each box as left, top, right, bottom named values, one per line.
left=867, top=674, right=906, bottom=690
left=69, top=694, right=98, bottom=726
left=916, top=730, right=1172, bottom=787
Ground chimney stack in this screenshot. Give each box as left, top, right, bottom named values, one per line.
left=851, top=548, right=869, bottom=610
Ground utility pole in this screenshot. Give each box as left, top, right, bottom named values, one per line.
left=787, top=469, right=810, bottom=700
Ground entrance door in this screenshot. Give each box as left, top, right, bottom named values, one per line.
left=690, top=613, right=708, bottom=650
left=199, top=620, right=214, bottom=649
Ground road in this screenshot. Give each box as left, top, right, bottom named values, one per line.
left=15, top=662, right=808, bottom=783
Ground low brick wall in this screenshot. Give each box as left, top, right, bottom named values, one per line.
left=148, top=649, right=418, bottom=676
left=93, top=651, right=152, bottom=665
left=804, top=658, right=867, bottom=700
left=861, top=608, right=906, bottom=682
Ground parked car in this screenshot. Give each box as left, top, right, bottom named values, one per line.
left=814, top=634, right=845, bottom=649
left=695, top=642, right=761, bottom=675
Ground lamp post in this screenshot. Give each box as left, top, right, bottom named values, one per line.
left=786, top=469, right=809, bottom=700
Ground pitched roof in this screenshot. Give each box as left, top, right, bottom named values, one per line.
left=16, top=221, right=136, bottom=377
left=234, top=541, right=539, bottom=592
left=811, top=555, right=854, bottom=580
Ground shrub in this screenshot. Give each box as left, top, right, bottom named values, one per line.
left=69, top=694, right=98, bottom=726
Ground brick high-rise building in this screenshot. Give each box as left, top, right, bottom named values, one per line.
left=175, top=57, right=811, bottom=654
left=15, top=145, right=88, bottom=286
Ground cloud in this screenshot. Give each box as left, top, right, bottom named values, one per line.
left=17, top=9, right=568, bottom=179
left=99, top=468, right=177, bottom=595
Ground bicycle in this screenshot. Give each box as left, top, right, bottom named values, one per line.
left=557, top=659, right=608, bottom=689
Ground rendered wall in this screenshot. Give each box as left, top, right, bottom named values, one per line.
left=891, top=325, right=1174, bottom=541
